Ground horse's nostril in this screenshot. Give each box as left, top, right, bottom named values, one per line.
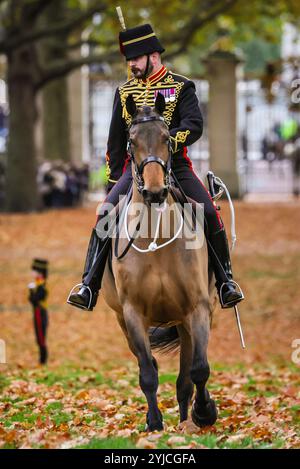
left=142, top=188, right=168, bottom=205
left=142, top=189, right=151, bottom=201
left=161, top=188, right=168, bottom=200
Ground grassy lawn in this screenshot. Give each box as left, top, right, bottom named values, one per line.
left=0, top=203, right=300, bottom=449
left=0, top=361, right=299, bottom=449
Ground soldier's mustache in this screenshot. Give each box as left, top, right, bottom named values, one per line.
left=131, top=67, right=142, bottom=74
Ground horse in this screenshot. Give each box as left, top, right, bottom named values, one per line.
left=102, top=93, right=217, bottom=431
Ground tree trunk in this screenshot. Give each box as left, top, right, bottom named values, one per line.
left=5, top=47, right=39, bottom=212
left=40, top=0, right=71, bottom=163
left=42, top=76, right=71, bottom=162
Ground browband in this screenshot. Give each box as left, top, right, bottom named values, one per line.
left=131, top=115, right=165, bottom=126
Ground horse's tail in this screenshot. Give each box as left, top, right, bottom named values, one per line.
left=149, top=326, right=180, bottom=354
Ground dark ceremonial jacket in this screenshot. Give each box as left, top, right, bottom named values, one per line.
left=105, top=65, right=203, bottom=190
left=28, top=279, right=48, bottom=312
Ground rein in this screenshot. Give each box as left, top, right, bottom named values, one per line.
left=127, top=114, right=172, bottom=193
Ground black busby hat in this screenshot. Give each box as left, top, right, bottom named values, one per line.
left=119, top=24, right=165, bottom=60
left=31, top=258, right=48, bottom=278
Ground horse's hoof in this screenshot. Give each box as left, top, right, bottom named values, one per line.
left=191, top=399, right=218, bottom=427
left=145, top=412, right=164, bottom=432
left=145, top=421, right=164, bottom=432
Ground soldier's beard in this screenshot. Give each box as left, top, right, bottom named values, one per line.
left=131, top=61, right=154, bottom=79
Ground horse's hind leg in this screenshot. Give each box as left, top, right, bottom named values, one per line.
left=187, top=304, right=218, bottom=427
left=176, top=325, right=194, bottom=422
left=123, top=304, right=163, bottom=431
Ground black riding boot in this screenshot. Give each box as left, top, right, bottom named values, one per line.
left=67, top=228, right=111, bottom=311
left=209, top=228, right=244, bottom=308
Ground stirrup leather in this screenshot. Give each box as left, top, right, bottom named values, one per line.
left=67, top=283, right=93, bottom=311
left=219, top=280, right=244, bottom=308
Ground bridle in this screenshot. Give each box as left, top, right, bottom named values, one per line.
left=115, top=111, right=199, bottom=259
left=127, top=114, right=172, bottom=194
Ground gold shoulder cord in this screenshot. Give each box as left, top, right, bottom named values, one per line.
left=119, top=86, right=132, bottom=125
left=170, top=130, right=191, bottom=153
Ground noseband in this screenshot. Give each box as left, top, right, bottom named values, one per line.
left=127, top=115, right=172, bottom=194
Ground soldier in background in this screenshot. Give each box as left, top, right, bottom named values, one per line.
left=28, top=259, right=49, bottom=365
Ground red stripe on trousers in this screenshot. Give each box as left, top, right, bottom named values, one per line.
left=122, top=154, right=131, bottom=173
left=35, top=307, right=45, bottom=347
left=182, top=147, right=223, bottom=229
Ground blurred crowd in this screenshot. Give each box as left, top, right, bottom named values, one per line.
left=38, top=161, right=89, bottom=208
left=0, top=160, right=90, bottom=210
left=0, top=105, right=8, bottom=153
left=260, top=119, right=300, bottom=163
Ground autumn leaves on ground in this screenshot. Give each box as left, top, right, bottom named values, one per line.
left=0, top=201, right=299, bottom=449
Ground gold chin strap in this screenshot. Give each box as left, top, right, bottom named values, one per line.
left=127, top=63, right=131, bottom=81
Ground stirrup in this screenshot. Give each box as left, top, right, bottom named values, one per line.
left=219, top=280, right=244, bottom=308
left=212, top=185, right=224, bottom=202
left=207, top=171, right=224, bottom=201
left=67, top=283, right=93, bottom=311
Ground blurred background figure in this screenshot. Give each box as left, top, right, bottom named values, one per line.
left=28, top=259, right=49, bottom=365
left=0, top=105, right=8, bottom=154
left=36, top=161, right=90, bottom=209
left=283, top=127, right=300, bottom=197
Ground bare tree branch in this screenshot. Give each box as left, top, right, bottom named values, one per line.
left=4, top=2, right=106, bottom=52
left=66, top=38, right=100, bottom=50
left=35, top=51, right=118, bottom=90
left=24, top=0, right=55, bottom=21
left=163, top=0, right=240, bottom=60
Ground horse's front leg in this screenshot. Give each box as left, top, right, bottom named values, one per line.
left=123, top=303, right=163, bottom=431
left=187, top=303, right=218, bottom=427
left=176, top=325, right=194, bottom=422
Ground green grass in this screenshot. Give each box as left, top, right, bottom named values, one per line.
left=45, top=402, right=63, bottom=412
left=1, top=443, right=18, bottom=449
left=291, top=405, right=300, bottom=424
left=34, top=367, right=105, bottom=389
left=3, top=410, right=39, bottom=427
left=0, top=362, right=299, bottom=449
left=51, top=412, right=73, bottom=426
left=246, top=269, right=296, bottom=280
left=0, top=374, right=11, bottom=392
left=159, top=373, right=177, bottom=385
left=76, top=437, right=136, bottom=449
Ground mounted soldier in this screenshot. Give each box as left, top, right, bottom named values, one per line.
left=67, top=23, right=244, bottom=312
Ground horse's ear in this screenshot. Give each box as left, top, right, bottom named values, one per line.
left=155, top=92, right=166, bottom=115
left=125, top=94, right=137, bottom=117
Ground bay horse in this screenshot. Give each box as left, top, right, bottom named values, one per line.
left=102, top=93, right=217, bottom=431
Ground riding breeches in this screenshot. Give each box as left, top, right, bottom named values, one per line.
left=97, top=159, right=223, bottom=235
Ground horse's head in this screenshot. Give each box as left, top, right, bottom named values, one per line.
left=126, top=93, right=171, bottom=206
